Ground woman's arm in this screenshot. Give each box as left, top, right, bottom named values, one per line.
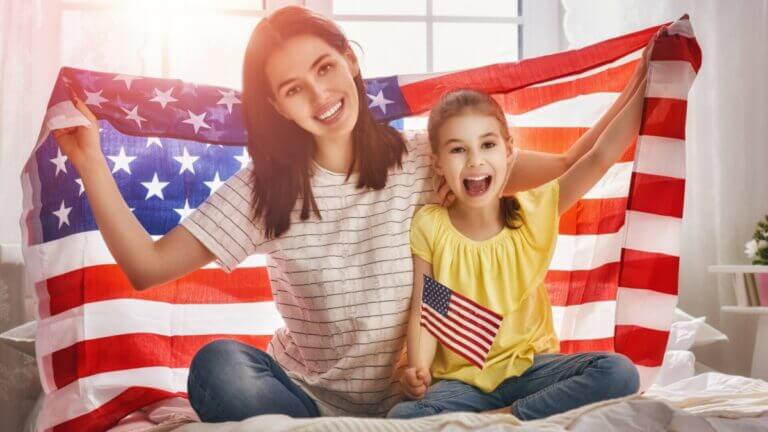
left=558, top=76, right=647, bottom=214
left=54, top=94, right=216, bottom=291
left=504, top=50, right=649, bottom=195
left=407, top=256, right=438, bottom=370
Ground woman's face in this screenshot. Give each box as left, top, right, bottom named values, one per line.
left=434, top=113, right=512, bottom=208
left=265, top=34, right=360, bottom=140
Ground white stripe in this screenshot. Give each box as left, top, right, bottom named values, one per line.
left=448, top=304, right=498, bottom=338
left=624, top=210, right=682, bottom=256
left=38, top=367, right=188, bottom=431
left=582, top=162, right=633, bottom=199
left=442, top=305, right=497, bottom=345
left=530, top=49, right=641, bottom=87
left=635, top=364, right=662, bottom=392
left=550, top=227, right=626, bottom=271
left=634, top=135, right=685, bottom=179
left=615, top=286, right=677, bottom=331
left=646, top=61, right=696, bottom=100
left=423, top=306, right=488, bottom=362
left=398, top=70, right=455, bottom=87
left=36, top=300, right=283, bottom=358
left=422, top=317, right=485, bottom=367
left=22, top=230, right=267, bottom=283
left=551, top=301, right=616, bottom=341
left=425, top=306, right=491, bottom=353
left=450, top=294, right=503, bottom=326
left=508, top=92, right=619, bottom=127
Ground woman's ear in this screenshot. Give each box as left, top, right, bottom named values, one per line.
left=344, top=49, right=361, bottom=78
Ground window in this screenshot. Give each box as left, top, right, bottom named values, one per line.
left=58, top=0, right=561, bottom=89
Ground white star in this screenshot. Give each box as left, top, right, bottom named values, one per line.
left=149, top=87, right=178, bottom=109
left=107, top=146, right=136, bottom=174
left=204, top=172, right=225, bottom=195
left=53, top=200, right=72, bottom=229
left=113, top=74, right=141, bottom=90
left=141, top=173, right=169, bottom=200
left=146, top=137, right=163, bottom=148
left=84, top=90, right=109, bottom=108
left=174, top=199, right=195, bottom=221
left=234, top=148, right=250, bottom=170
left=74, top=178, right=84, bottom=196
left=217, top=89, right=241, bottom=114
left=121, top=105, right=146, bottom=129
left=182, top=110, right=211, bottom=134
left=50, top=148, right=68, bottom=176
left=173, top=147, right=199, bottom=174
left=367, top=90, right=394, bottom=114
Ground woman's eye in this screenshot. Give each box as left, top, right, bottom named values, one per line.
left=285, top=86, right=301, bottom=97
left=482, top=141, right=497, bottom=149
left=318, top=62, right=335, bottom=75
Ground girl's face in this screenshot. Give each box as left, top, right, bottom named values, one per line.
left=434, top=113, right=513, bottom=208
left=265, top=34, right=360, bottom=140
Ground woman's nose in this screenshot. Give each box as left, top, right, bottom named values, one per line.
left=307, top=80, right=326, bottom=105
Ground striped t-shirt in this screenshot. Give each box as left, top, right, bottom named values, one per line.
left=180, top=132, right=433, bottom=417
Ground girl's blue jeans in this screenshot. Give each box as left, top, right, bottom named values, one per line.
left=387, top=352, right=640, bottom=420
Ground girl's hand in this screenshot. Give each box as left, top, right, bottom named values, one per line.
left=400, top=366, right=431, bottom=400
left=51, top=89, right=103, bottom=171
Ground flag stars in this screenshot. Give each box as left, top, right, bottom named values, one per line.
left=53, top=200, right=72, bottom=229
left=367, top=90, right=394, bottom=114
left=234, top=148, right=250, bottom=170
left=107, top=146, right=136, bottom=174
left=174, top=199, right=194, bottom=221
left=217, top=89, right=241, bottom=114
left=149, top=87, right=178, bottom=109
left=173, top=147, right=199, bottom=174
left=141, top=173, right=169, bottom=200
left=113, top=74, right=141, bottom=90
left=74, top=179, right=84, bottom=196
left=204, top=172, right=225, bottom=195
left=121, top=105, right=147, bottom=129
left=50, top=148, right=68, bottom=176
left=146, top=137, right=163, bottom=148
left=84, top=90, right=109, bottom=108
left=182, top=110, right=211, bottom=134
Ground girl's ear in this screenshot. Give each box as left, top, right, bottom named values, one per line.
left=431, top=153, right=444, bottom=176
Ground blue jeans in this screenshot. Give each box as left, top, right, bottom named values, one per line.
left=387, top=352, right=640, bottom=420
left=187, top=339, right=320, bottom=422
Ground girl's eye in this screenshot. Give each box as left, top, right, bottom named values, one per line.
left=318, top=62, right=335, bottom=75
left=481, top=141, right=497, bottom=149
left=449, top=147, right=465, bottom=154
left=285, top=86, right=301, bottom=97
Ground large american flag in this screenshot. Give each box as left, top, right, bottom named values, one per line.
left=21, top=18, right=699, bottom=432
left=421, top=275, right=503, bottom=369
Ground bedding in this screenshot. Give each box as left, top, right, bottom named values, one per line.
left=19, top=16, right=701, bottom=432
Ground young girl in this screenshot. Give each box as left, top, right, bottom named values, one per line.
left=388, top=86, right=646, bottom=420
left=53, top=5, right=648, bottom=421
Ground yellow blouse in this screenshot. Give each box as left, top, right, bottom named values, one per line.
left=410, top=179, right=561, bottom=392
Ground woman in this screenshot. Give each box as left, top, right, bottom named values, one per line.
left=53, top=6, right=645, bottom=422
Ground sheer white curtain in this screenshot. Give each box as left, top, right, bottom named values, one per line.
left=563, top=0, right=768, bottom=375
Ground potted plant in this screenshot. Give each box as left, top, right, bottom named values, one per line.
left=745, top=214, right=768, bottom=305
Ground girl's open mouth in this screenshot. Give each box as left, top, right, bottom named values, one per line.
left=463, top=175, right=492, bottom=197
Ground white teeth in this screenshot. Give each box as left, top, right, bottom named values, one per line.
left=317, top=101, right=342, bottom=120
left=465, top=175, right=490, bottom=181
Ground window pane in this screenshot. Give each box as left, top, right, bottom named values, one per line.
left=433, top=23, right=518, bottom=72
left=338, top=21, right=427, bottom=77
left=61, top=10, right=163, bottom=77
left=168, top=16, right=258, bottom=89
left=333, top=0, right=426, bottom=16
left=433, top=0, right=518, bottom=17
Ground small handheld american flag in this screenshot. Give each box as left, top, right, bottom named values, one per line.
left=420, top=275, right=503, bottom=368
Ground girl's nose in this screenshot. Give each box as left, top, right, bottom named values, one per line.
left=466, top=150, right=484, bottom=167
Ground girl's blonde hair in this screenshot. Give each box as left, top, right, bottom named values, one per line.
left=427, top=89, right=522, bottom=229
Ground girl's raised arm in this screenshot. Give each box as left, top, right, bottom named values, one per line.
left=53, top=93, right=216, bottom=291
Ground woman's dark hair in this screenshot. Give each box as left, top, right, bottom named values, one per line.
left=242, top=6, right=407, bottom=238
left=427, top=89, right=523, bottom=229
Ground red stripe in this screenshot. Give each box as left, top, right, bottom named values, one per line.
left=423, top=307, right=489, bottom=359
left=400, top=24, right=660, bottom=114
left=545, top=262, right=620, bottom=306
left=52, top=387, right=181, bottom=432
left=494, top=59, right=639, bottom=114
left=424, top=306, right=492, bottom=353
left=451, top=291, right=503, bottom=321
left=450, top=300, right=503, bottom=336
left=627, top=173, right=685, bottom=218
left=651, top=31, right=702, bottom=72
left=559, top=197, right=628, bottom=235
left=559, top=337, right=614, bottom=354
left=50, top=334, right=271, bottom=389
left=45, top=264, right=272, bottom=317
left=619, top=249, right=679, bottom=296
left=422, top=317, right=484, bottom=368
left=442, top=306, right=495, bottom=347
left=640, top=98, right=687, bottom=140
left=614, top=325, right=669, bottom=366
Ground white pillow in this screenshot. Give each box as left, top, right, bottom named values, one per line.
left=672, top=308, right=728, bottom=348
left=0, top=320, right=36, bottom=357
